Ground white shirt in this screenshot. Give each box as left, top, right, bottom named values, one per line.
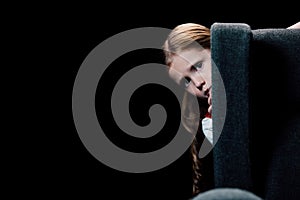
left=202, top=117, right=213, bottom=144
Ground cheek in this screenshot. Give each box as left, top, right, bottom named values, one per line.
left=203, top=66, right=212, bottom=83
left=168, top=69, right=180, bottom=85
left=186, top=87, right=194, bottom=95
left=187, top=86, right=203, bottom=98
left=169, top=67, right=188, bottom=86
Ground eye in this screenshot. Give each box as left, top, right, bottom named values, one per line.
left=180, top=77, right=191, bottom=88
left=192, top=62, right=203, bottom=71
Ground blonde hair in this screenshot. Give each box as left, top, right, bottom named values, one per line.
left=163, top=23, right=210, bottom=66
left=163, top=23, right=211, bottom=196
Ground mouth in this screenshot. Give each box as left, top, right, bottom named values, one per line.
left=204, top=86, right=211, bottom=97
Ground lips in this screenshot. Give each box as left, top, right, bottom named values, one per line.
left=208, top=94, right=212, bottom=105
left=204, top=86, right=211, bottom=97
left=205, top=86, right=212, bottom=114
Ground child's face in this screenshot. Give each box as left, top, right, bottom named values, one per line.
left=168, top=48, right=212, bottom=113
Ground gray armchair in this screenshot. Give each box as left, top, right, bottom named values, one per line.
left=211, top=23, right=300, bottom=200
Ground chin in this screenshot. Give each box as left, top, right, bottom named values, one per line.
left=196, top=93, right=207, bottom=99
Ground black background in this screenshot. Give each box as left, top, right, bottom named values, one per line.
left=15, top=2, right=299, bottom=199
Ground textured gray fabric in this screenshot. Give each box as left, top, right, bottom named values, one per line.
left=210, top=23, right=300, bottom=200
left=250, top=28, right=300, bottom=200
left=251, top=29, right=300, bottom=106
left=211, top=23, right=253, bottom=190
left=192, top=188, right=262, bottom=200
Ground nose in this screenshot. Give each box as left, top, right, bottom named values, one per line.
left=191, top=73, right=205, bottom=90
